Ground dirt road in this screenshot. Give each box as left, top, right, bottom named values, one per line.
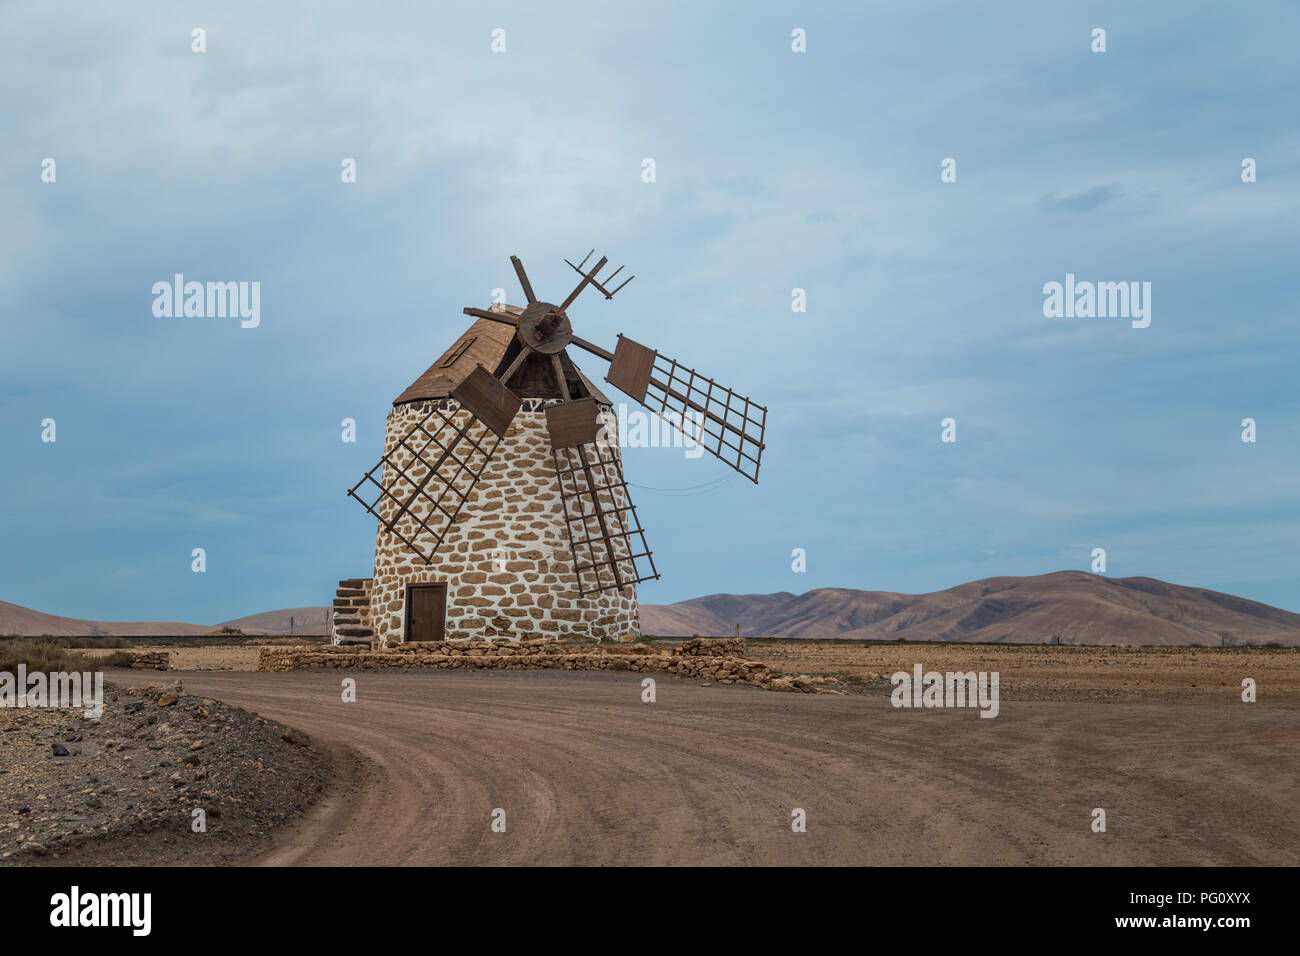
left=171, top=669, right=1297, bottom=866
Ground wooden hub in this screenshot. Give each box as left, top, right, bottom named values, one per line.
left=516, top=301, right=573, bottom=355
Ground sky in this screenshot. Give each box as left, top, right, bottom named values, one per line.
left=2, top=1, right=1299, bottom=624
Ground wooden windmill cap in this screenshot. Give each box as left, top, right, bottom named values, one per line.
left=393, top=309, right=611, bottom=407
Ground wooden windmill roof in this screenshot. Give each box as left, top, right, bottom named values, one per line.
left=393, top=308, right=611, bottom=407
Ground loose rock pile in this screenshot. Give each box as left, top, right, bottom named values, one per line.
left=257, top=638, right=842, bottom=693
left=0, top=681, right=324, bottom=865
left=675, top=637, right=747, bottom=657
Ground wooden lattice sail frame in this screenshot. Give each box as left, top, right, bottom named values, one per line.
left=553, top=441, right=658, bottom=596
left=347, top=402, right=503, bottom=565
left=605, top=335, right=766, bottom=483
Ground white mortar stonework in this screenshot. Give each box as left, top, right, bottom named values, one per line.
left=370, top=397, right=640, bottom=646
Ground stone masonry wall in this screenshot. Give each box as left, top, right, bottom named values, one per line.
left=256, top=639, right=842, bottom=694
left=369, top=399, right=639, bottom=646
left=330, top=578, right=374, bottom=644
left=124, top=651, right=170, bottom=671
left=675, top=637, right=747, bottom=657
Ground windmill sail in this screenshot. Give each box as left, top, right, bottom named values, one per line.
left=348, top=401, right=504, bottom=565
left=553, top=439, right=658, bottom=596
left=605, top=335, right=766, bottom=482
left=349, top=361, right=524, bottom=565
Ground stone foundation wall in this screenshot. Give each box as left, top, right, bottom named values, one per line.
left=675, top=637, right=747, bottom=657
left=124, top=651, right=170, bottom=671
left=256, top=640, right=839, bottom=693
left=368, top=399, right=639, bottom=646
left=258, top=646, right=771, bottom=686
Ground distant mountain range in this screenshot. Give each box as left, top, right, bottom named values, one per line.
left=0, top=601, right=328, bottom=638
left=4, top=572, right=1298, bottom=646
left=638, top=571, right=1300, bottom=647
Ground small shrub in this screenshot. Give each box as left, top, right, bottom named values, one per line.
left=0, top=637, right=93, bottom=673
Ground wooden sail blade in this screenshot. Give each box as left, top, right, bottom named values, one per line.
left=450, top=365, right=523, bottom=438
left=553, top=441, right=658, bottom=596
left=347, top=403, right=503, bottom=565
left=604, top=334, right=766, bottom=483
left=545, top=397, right=603, bottom=448
left=605, top=336, right=656, bottom=403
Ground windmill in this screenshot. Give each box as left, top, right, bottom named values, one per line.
left=339, top=252, right=766, bottom=645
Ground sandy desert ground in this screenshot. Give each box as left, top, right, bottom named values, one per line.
left=39, top=643, right=1300, bottom=865
left=152, top=668, right=1296, bottom=866
left=750, top=641, right=1300, bottom=704
left=77, top=645, right=266, bottom=671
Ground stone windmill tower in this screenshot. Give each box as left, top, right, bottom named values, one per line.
left=331, top=252, right=767, bottom=647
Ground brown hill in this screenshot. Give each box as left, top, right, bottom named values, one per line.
left=639, top=571, right=1300, bottom=647
left=0, top=600, right=211, bottom=638
left=0, top=601, right=329, bottom=638
left=218, top=607, right=329, bottom=636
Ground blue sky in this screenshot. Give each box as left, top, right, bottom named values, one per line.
left=2, top=1, right=1298, bottom=623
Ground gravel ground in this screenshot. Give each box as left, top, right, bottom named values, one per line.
left=0, top=679, right=325, bottom=866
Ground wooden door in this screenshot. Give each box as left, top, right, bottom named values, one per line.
left=405, top=583, right=447, bottom=643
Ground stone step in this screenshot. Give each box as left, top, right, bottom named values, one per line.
left=336, top=589, right=368, bottom=599
left=335, top=627, right=374, bottom=638
left=338, top=578, right=371, bottom=588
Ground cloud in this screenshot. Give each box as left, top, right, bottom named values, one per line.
left=1037, top=184, right=1123, bottom=213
